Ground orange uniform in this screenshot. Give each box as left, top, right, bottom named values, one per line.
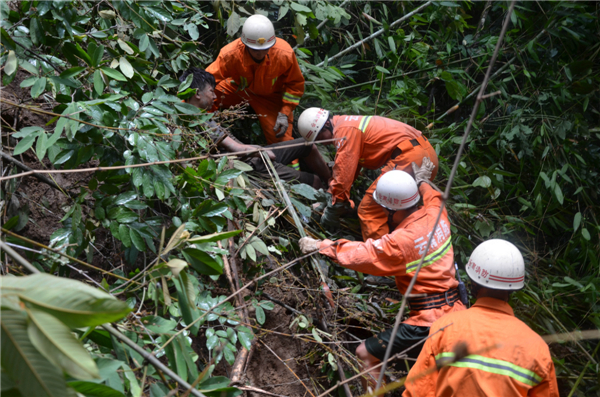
left=206, top=38, right=304, bottom=144
left=320, top=183, right=465, bottom=327
left=328, top=115, right=438, bottom=241
left=403, top=297, right=559, bottom=397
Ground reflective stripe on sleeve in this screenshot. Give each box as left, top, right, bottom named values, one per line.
left=435, top=353, right=543, bottom=387
left=359, top=116, right=373, bottom=132
left=405, top=238, right=452, bottom=273
left=282, top=92, right=301, bottom=104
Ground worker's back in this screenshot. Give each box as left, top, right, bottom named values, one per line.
left=404, top=297, right=559, bottom=397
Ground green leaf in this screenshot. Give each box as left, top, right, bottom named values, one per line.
left=172, top=272, right=200, bottom=335
left=3, top=275, right=130, bottom=328
left=5, top=50, right=17, bottom=76
left=129, top=228, right=146, bottom=251
left=1, top=309, right=68, bottom=397
left=13, top=134, right=37, bottom=155
left=178, top=73, right=193, bottom=92
left=226, top=11, right=241, bottom=37
left=119, top=57, right=134, bottom=79
left=174, top=102, right=201, bottom=115
left=472, top=176, right=492, bottom=188
left=27, top=308, right=100, bottom=380
left=255, top=306, right=265, bottom=325
left=186, top=230, right=242, bottom=244
left=290, top=2, right=312, bottom=12
left=291, top=183, right=318, bottom=200
left=31, top=77, right=46, bottom=99
left=182, top=248, right=223, bottom=275
left=119, top=224, right=132, bottom=247
left=120, top=363, right=141, bottom=397
left=554, top=184, right=564, bottom=204
left=117, top=39, right=134, bottom=55
left=237, top=327, right=254, bottom=350
left=312, top=327, right=322, bottom=343
left=93, top=70, right=104, bottom=95
left=142, top=92, right=153, bottom=104
left=60, top=66, right=86, bottom=79
left=100, top=67, right=127, bottom=82
left=140, top=316, right=177, bottom=334
left=139, top=34, right=149, bottom=52
left=582, top=228, right=591, bottom=241
left=1, top=28, right=16, bottom=51
left=68, top=381, right=126, bottom=397
left=573, top=212, right=582, bottom=232
left=91, top=45, right=104, bottom=68
left=29, top=17, right=45, bottom=45
left=35, top=131, right=48, bottom=161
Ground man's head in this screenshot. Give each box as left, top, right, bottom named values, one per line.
left=466, top=239, right=525, bottom=300
left=372, top=170, right=420, bottom=212
left=241, top=15, right=276, bottom=62
left=179, top=68, right=216, bottom=110
left=298, top=107, right=333, bottom=143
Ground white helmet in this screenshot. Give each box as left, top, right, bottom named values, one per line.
left=241, top=15, right=276, bottom=50
left=466, top=239, right=525, bottom=290
left=298, top=107, right=330, bottom=143
left=373, top=170, right=420, bottom=211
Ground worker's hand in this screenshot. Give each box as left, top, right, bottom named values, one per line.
left=299, top=237, right=322, bottom=254
left=273, top=112, right=289, bottom=138
left=412, top=157, right=436, bottom=186
left=320, top=201, right=346, bottom=231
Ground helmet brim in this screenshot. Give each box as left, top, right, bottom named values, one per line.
left=244, top=38, right=276, bottom=51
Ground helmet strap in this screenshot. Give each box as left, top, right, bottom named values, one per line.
left=387, top=210, right=396, bottom=232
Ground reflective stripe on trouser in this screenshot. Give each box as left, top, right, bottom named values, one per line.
left=357, top=138, right=438, bottom=241
left=435, top=353, right=543, bottom=387
left=213, top=79, right=293, bottom=144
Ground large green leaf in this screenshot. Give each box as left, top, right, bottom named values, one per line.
left=186, top=229, right=242, bottom=244
left=2, top=274, right=131, bottom=328
left=26, top=308, right=100, bottom=380
left=67, top=381, right=125, bottom=397
left=182, top=248, right=223, bottom=275
left=0, top=309, right=67, bottom=397
left=172, top=271, right=200, bottom=335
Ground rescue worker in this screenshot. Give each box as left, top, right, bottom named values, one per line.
left=298, top=159, right=466, bottom=392
left=298, top=108, right=438, bottom=240
left=180, top=68, right=330, bottom=189
left=403, top=239, right=559, bottom=397
left=207, top=14, right=304, bottom=147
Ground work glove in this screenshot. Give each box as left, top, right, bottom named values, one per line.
left=320, top=201, right=348, bottom=231
left=299, top=237, right=322, bottom=254
left=273, top=112, right=289, bottom=138
left=412, top=157, right=436, bottom=186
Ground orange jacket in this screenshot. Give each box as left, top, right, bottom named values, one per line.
left=329, top=115, right=424, bottom=204
left=206, top=38, right=304, bottom=116
left=403, top=297, right=559, bottom=397
left=320, top=183, right=465, bottom=326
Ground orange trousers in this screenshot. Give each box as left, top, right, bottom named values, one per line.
left=358, top=136, right=439, bottom=241
left=214, top=79, right=294, bottom=145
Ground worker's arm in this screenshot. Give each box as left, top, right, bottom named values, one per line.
left=530, top=360, right=560, bottom=397
left=329, top=127, right=361, bottom=205
left=420, top=182, right=443, bottom=209
left=218, top=137, right=275, bottom=160
left=403, top=337, right=437, bottom=397
left=279, top=51, right=305, bottom=116
left=318, top=232, right=408, bottom=276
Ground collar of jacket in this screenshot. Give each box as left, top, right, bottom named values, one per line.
left=472, top=297, right=514, bottom=316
